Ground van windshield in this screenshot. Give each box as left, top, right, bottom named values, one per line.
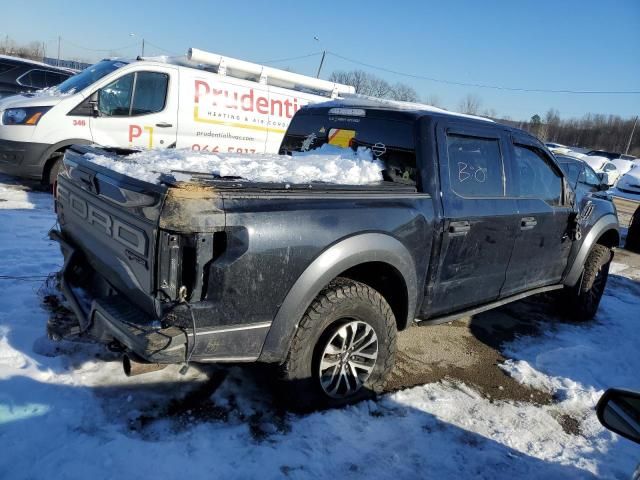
left=53, top=60, right=128, bottom=95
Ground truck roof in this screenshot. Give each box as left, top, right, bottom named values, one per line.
left=305, top=94, right=495, bottom=123
left=301, top=95, right=547, bottom=145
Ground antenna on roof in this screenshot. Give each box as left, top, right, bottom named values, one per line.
left=187, top=48, right=354, bottom=98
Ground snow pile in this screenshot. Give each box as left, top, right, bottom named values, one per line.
left=84, top=144, right=385, bottom=185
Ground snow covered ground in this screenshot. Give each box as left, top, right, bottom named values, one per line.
left=0, top=174, right=639, bottom=479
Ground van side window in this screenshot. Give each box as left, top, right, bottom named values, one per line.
left=99, top=74, right=134, bottom=116
left=131, top=72, right=168, bottom=115
left=446, top=133, right=504, bottom=197
left=99, top=72, right=168, bottom=117
left=513, top=144, right=562, bottom=205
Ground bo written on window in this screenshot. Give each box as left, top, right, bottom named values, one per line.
left=446, top=133, right=505, bottom=197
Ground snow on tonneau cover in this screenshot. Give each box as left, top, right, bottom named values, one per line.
left=54, top=144, right=387, bottom=323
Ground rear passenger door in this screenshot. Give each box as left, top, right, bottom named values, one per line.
left=427, top=122, right=518, bottom=316
left=501, top=137, right=573, bottom=295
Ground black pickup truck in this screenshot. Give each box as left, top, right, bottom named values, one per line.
left=50, top=99, right=620, bottom=409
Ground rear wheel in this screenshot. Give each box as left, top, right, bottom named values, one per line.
left=561, top=244, right=612, bottom=321
left=279, top=278, right=397, bottom=411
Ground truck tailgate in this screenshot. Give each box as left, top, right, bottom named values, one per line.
left=56, top=146, right=167, bottom=316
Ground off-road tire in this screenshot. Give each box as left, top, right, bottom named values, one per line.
left=562, top=244, right=612, bottom=321
left=279, top=278, right=397, bottom=412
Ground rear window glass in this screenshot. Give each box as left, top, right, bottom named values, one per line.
left=446, top=133, right=505, bottom=197
left=280, top=112, right=417, bottom=185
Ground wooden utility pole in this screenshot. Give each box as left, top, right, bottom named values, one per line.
left=316, top=50, right=326, bottom=79
left=625, top=116, right=638, bottom=155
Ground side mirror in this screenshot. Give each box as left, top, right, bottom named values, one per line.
left=595, top=172, right=611, bottom=190
left=596, top=388, right=640, bottom=444
left=89, top=91, right=99, bottom=118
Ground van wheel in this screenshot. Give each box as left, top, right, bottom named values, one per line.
left=562, top=244, right=612, bottom=321
left=45, top=154, right=63, bottom=187
left=279, top=278, right=397, bottom=411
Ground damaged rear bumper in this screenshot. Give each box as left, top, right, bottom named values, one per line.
left=49, top=229, right=187, bottom=364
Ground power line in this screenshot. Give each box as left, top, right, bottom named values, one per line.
left=259, top=51, right=323, bottom=65
left=327, top=51, right=640, bottom=95
left=143, top=40, right=179, bottom=56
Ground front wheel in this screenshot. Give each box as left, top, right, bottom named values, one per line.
left=561, top=244, right=612, bottom=321
left=279, top=278, right=397, bottom=411
left=45, top=153, right=63, bottom=187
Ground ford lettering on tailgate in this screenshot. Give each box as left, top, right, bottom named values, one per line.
left=57, top=184, right=148, bottom=256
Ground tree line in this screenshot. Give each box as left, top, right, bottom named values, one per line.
left=509, top=110, right=639, bottom=156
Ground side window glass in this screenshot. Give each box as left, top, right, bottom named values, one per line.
left=29, top=70, right=48, bottom=88
left=561, top=163, right=580, bottom=187
left=446, top=133, right=504, bottom=197
left=99, top=73, right=134, bottom=116
left=45, top=71, right=68, bottom=87
left=131, top=72, right=168, bottom=115
left=513, top=144, right=562, bottom=205
left=582, top=166, right=600, bottom=187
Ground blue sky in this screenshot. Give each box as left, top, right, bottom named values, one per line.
left=3, top=0, right=639, bottom=120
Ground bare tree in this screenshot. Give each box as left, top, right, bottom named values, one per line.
left=391, top=83, right=419, bottom=102
left=425, top=94, right=443, bottom=108
left=329, top=69, right=419, bottom=102
left=458, top=94, right=482, bottom=115
left=0, top=38, right=43, bottom=61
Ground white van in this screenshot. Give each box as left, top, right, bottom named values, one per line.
left=0, top=48, right=354, bottom=184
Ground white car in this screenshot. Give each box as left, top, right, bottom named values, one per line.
left=611, top=158, right=638, bottom=177
left=582, top=155, right=620, bottom=186
left=616, top=167, right=640, bottom=196
left=560, top=150, right=586, bottom=160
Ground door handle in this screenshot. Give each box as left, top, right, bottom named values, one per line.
left=449, top=220, right=471, bottom=235
left=155, top=122, right=173, bottom=128
left=520, top=217, right=537, bottom=230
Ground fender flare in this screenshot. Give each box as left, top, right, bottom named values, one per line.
left=563, top=214, right=619, bottom=287
left=258, top=233, right=418, bottom=363
left=39, top=138, right=93, bottom=178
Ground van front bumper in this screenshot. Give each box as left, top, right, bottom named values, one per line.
left=0, top=139, right=49, bottom=179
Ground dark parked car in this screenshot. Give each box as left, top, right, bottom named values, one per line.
left=0, top=54, right=74, bottom=99
left=587, top=150, right=624, bottom=161
left=556, top=154, right=609, bottom=201
left=49, top=99, right=620, bottom=409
